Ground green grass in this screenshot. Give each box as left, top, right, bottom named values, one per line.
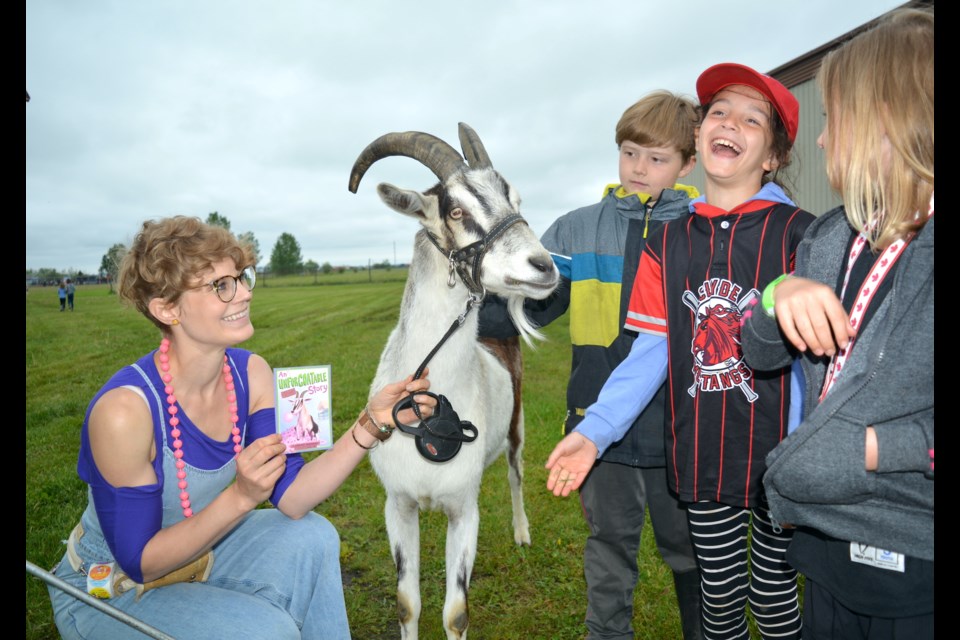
left=26, top=275, right=750, bottom=639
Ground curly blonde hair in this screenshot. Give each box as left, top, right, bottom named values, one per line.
left=118, top=216, right=255, bottom=331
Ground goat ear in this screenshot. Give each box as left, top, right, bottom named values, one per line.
left=376, top=182, right=438, bottom=221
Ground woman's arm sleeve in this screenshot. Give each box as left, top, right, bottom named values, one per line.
left=89, top=481, right=162, bottom=584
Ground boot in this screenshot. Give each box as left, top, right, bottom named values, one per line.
left=673, top=569, right=703, bottom=640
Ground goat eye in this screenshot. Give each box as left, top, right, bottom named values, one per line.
left=449, top=208, right=463, bottom=219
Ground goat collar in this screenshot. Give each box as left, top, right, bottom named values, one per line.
left=425, top=213, right=527, bottom=296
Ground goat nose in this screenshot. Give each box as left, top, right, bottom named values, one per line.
left=528, top=254, right=554, bottom=273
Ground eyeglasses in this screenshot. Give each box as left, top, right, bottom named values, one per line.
left=197, top=266, right=257, bottom=302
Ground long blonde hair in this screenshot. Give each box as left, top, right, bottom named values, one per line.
left=817, top=7, right=933, bottom=250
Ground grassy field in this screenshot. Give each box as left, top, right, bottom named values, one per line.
left=26, top=271, right=732, bottom=639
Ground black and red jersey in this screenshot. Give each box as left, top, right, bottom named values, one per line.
left=625, top=199, right=815, bottom=507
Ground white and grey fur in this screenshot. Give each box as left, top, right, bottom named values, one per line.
left=349, top=124, right=559, bottom=640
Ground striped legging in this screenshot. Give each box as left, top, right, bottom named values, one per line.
left=687, top=502, right=801, bottom=640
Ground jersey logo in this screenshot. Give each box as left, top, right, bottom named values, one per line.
left=682, top=279, right=760, bottom=403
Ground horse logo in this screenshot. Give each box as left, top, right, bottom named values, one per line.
left=682, top=281, right=759, bottom=403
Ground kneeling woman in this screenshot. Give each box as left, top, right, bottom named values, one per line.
left=49, top=216, right=433, bottom=639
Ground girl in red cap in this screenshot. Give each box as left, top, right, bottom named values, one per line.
left=546, top=62, right=814, bottom=640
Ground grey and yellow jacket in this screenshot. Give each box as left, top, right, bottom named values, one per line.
left=741, top=206, right=934, bottom=560
left=480, top=183, right=696, bottom=467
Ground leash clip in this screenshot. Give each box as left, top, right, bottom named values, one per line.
left=446, top=251, right=458, bottom=288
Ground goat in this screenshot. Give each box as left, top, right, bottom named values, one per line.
left=279, top=388, right=321, bottom=452
left=348, top=123, right=559, bottom=640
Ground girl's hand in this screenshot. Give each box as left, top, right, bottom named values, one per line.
left=233, top=433, right=287, bottom=511
left=545, top=432, right=597, bottom=497
left=369, top=369, right=436, bottom=427
left=774, top=276, right=856, bottom=356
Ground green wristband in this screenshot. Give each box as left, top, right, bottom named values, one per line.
left=762, top=274, right=791, bottom=318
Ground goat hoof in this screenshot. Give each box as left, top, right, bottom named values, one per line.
left=397, top=595, right=413, bottom=625
left=448, top=609, right=469, bottom=637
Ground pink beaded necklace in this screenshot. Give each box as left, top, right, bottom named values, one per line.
left=158, top=337, right=241, bottom=518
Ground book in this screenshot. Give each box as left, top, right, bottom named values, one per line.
left=274, top=365, right=333, bottom=453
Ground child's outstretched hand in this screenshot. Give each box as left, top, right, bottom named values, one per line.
left=774, top=276, right=857, bottom=357
left=545, top=432, right=597, bottom=497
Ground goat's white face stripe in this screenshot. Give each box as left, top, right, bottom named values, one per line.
left=436, top=169, right=557, bottom=300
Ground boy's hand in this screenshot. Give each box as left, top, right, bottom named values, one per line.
left=545, top=432, right=597, bottom=497
left=774, top=276, right=856, bottom=357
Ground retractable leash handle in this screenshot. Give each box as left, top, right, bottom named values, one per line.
left=392, top=391, right=478, bottom=463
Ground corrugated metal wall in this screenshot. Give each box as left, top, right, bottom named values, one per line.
left=789, top=80, right=843, bottom=215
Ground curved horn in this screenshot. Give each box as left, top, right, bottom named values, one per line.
left=458, top=122, right=492, bottom=169
left=348, top=131, right=466, bottom=193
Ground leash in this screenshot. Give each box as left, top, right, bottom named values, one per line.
left=390, top=214, right=527, bottom=462
left=390, top=290, right=482, bottom=463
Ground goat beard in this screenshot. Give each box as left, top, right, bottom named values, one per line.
left=507, top=296, right=546, bottom=348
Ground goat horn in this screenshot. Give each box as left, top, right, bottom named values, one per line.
left=348, top=131, right=466, bottom=193
left=457, top=122, right=492, bottom=169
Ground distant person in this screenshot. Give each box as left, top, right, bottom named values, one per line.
left=480, top=90, right=703, bottom=639
left=66, top=278, right=76, bottom=311
left=58, top=280, right=67, bottom=311
left=47, top=215, right=436, bottom=639
left=742, top=7, right=934, bottom=638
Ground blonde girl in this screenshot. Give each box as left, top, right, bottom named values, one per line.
left=742, top=8, right=934, bottom=639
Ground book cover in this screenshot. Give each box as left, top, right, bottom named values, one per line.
left=274, top=365, right=333, bottom=453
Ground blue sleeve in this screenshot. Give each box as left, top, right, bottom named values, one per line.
left=89, top=482, right=162, bottom=584
left=245, top=407, right=305, bottom=506
left=77, top=378, right=164, bottom=584
left=573, top=333, right=668, bottom=455
left=787, top=359, right=805, bottom=434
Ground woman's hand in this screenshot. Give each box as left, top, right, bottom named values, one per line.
left=544, top=432, right=597, bottom=497
left=774, top=276, right=856, bottom=357
left=232, top=433, right=287, bottom=511
left=368, top=369, right=436, bottom=427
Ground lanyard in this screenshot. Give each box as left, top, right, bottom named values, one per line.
left=820, top=196, right=934, bottom=401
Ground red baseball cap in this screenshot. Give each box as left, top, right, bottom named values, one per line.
left=696, top=63, right=799, bottom=143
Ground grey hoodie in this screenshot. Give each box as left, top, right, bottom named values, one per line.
left=741, top=206, right=934, bottom=561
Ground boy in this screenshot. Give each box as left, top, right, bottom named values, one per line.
left=480, top=90, right=702, bottom=640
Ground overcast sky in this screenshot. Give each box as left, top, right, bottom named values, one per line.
left=26, top=0, right=905, bottom=274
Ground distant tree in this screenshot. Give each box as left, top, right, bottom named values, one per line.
left=206, top=212, right=231, bottom=230
left=305, top=259, right=320, bottom=284
left=36, top=267, right=62, bottom=284
left=236, top=231, right=261, bottom=267
left=321, top=261, right=333, bottom=275
left=100, top=243, right=127, bottom=293
left=270, top=233, right=303, bottom=275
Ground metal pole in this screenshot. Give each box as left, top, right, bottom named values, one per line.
left=26, top=560, right=176, bottom=640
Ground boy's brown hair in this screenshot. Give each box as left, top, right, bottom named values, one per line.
left=614, top=90, right=699, bottom=162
